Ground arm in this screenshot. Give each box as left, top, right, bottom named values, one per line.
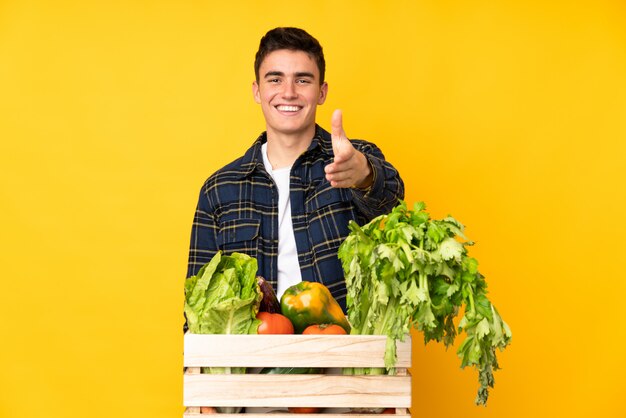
left=187, top=182, right=220, bottom=278
left=324, top=110, right=404, bottom=219
left=349, top=140, right=404, bottom=219
left=184, top=182, right=219, bottom=333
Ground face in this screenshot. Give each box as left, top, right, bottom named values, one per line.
left=253, top=49, right=328, bottom=140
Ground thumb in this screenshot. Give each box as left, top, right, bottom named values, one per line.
left=331, top=109, right=347, bottom=157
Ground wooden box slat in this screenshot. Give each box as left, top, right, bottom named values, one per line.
left=183, top=333, right=412, bottom=416
left=183, top=413, right=411, bottom=418
left=184, top=334, right=411, bottom=368
left=184, top=374, right=411, bottom=408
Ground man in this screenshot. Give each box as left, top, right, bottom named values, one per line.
left=187, top=27, right=404, bottom=308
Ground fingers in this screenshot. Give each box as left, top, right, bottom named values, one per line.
left=325, top=155, right=358, bottom=187
left=331, top=109, right=343, bottom=138
left=325, top=150, right=355, bottom=175
left=326, top=169, right=353, bottom=188
left=328, top=109, right=363, bottom=187
left=331, top=109, right=349, bottom=159
left=326, top=148, right=372, bottom=189
left=329, top=178, right=354, bottom=188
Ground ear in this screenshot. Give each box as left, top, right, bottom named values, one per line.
left=318, top=82, right=328, bottom=105
left=252, top=81, right=261, bottom=104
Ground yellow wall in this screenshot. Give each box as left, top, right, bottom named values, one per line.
left=1, top=1, right=625, bottom=417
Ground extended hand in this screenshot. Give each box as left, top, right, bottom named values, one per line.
left=325, top=110, right=373, bottom=189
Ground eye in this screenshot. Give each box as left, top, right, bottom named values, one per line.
left=267, top=78, right=280, bottom=83
left=296, top=79, right=312, bottom=84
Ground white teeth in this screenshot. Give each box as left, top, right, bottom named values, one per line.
left=276, top=105, right=300, bottom=112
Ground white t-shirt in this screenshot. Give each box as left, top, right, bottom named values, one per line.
left=261, top=143, right=303, bottom=300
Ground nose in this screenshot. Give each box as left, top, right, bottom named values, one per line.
left=281, top=81, right=297, bottom=99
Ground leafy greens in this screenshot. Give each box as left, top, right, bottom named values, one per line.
left=338, top=201, right=511, bottom=405
left=184, top=251, right=261, bottom=372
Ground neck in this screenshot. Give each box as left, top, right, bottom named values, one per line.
left=265, top=125, right=316, bottom=169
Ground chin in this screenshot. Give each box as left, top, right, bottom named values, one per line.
left=270, top=122, right=312, bottom=136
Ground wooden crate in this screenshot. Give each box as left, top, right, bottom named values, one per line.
left=183, top=334, right=412, bottom=417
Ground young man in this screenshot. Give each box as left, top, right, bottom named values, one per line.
left=187, top=27, right=404, bottom=307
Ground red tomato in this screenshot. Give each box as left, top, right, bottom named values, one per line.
left=288, top=407, right=322, bottom=413
left=256, top=312, right=294, bottom=334
left=381, top=408, right=396, bottom=414
left=200, top=406, right=216, bottom=414
left=302, top=323, right=347, bottom=335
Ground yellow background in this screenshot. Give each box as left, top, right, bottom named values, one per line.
left=1, top=1, right=625, bottom=417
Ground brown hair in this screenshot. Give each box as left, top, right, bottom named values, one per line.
left=254, top=27, right=326, bottom=84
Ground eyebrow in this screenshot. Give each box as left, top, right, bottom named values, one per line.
left=263, top=71, right=316, bottom=79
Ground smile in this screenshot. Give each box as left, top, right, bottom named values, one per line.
left=275, top=105, right=302, bottom=112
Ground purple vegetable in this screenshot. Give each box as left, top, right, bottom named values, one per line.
left=257, top=276, right=281, bottom=313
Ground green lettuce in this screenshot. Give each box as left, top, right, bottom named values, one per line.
left=184, top=250, right=262, bottom=369
left=185, top=251, right=261, bottom=335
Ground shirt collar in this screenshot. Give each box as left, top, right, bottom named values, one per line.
left=236, top=132, right=266, bottom=179
left=310, top=124, right=334, bottom=156
left=238, top=125, right=334, bottom=179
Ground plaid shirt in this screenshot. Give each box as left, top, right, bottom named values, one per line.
left=187, top=125, right=404, bottom=309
